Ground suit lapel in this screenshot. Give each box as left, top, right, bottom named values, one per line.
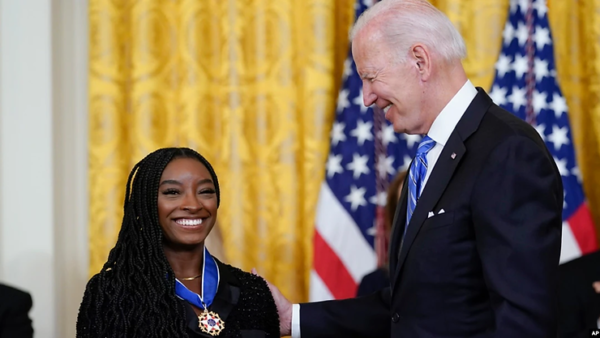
left=388, top=166, right=410, bottom=276
left=391, top=88, right=493, bottom=285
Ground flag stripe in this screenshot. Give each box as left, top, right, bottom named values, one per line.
left=560, top=222, right=582, bottom=264
left=566, top=203, right=597, bottom=254
left=313, top=231, right=357, bottom=299
left=309, top=270, right=334, bottom=301
left=315, top=182, right=376, bottom=282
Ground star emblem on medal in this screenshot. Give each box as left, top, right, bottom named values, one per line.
left=199, top=311, right=225, bottom=336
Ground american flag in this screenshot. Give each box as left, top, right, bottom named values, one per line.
left=310, top=0, right=421, bottom=301
left=489, top=0, right=597, bottom=263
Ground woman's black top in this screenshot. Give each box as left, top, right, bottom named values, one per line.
left=182, top=259, right=280, bottom=338
left=76, top=259, right=279, bottom=338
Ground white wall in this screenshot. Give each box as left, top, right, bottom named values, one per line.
left=0, top=0, right=88, bottom=337
left=51, top=0, right=89, bottom=337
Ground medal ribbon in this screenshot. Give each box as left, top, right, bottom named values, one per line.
left=174, top=246, right=220, bottom=310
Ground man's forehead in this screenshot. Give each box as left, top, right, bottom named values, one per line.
left=356, top=21, right=385, bottom=43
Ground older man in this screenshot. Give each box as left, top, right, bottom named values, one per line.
left=266, top=0, right=563, bottom=337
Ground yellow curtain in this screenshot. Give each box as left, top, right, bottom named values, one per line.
left=89, top=0, right=600, bottom=306
left=88, top=0, right=354, bottom=303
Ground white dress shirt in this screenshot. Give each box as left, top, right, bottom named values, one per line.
left=421, top=80, right=477, bottom=190
left=290, top=80, right=478, bottom=338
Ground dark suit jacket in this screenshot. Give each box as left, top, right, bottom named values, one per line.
left=558, top=250, right=600, bottom=338
left=300, top=89, right=563, bottom=337
left=0, top=284, right=34, bottom=338
left=355, top=268, right=389, bottom=297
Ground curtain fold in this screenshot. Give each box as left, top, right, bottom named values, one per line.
left=89, top=0, right=599, bottom=304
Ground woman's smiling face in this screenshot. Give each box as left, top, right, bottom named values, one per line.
left=157, top=157, right=218, bottom=249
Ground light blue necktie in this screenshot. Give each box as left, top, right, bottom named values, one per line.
left=405, top=135, right=435, bottom=236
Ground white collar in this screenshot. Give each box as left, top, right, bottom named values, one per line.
left=427, top=80, right=477, bottom=146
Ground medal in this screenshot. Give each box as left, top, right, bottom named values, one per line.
left=174, top=247, right=225, bottom=336
left=198, top=308, right=225, bottom=336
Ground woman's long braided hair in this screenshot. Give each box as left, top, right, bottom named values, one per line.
left=77, top=147, right=220, bottom=337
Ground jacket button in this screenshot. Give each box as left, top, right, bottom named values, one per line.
left=392, top=313, right=400, bottom=323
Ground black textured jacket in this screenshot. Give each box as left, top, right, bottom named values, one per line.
left=183, top=259, right=279, bottom=338
left=77, top=259, right=279, bottom=338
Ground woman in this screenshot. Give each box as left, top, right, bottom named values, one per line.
left=77, top=148, right=279, bottom=337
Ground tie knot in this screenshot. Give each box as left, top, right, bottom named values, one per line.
left=416, top=135, right=435, bottom=156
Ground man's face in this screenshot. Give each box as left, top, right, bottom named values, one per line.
left=352, top=28, right=425, bottom=134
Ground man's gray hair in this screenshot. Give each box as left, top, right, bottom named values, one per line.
left=350, top=0, right=466, bottom=63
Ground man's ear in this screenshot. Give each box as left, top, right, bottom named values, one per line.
left=411, top=44, right=431, bottom=80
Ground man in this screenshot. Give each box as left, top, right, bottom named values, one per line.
left=265, top=0, right=563, bottom=337
left=558, top=250, right=600, bottom=338
left=0, top=283, right=34, bottom=338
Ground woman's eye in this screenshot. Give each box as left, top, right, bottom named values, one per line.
left=199, top=189, right=216, bottom=195
left=162, top=189, right=179, bottom=195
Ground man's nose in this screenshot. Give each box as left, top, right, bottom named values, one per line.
left=362, top=83, right=376, bottom=107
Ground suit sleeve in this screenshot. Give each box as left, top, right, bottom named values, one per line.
left=299, top=287, right=391, bottom=338
left=0, top=289, right=34, bottom=338
left=471, top=135, right=562, bottom=338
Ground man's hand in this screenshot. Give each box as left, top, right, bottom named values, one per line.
left=252, top=268, right=293, bottom=336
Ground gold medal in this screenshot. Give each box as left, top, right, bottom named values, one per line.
left=198, top=309, right=225, bottom=336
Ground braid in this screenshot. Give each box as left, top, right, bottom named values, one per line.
left=77, top=147, right=220, bottom=337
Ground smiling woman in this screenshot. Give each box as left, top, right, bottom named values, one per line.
left=76, top=148, right=279, bottom=338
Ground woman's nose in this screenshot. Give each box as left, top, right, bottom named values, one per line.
left=181, top=193, right=201, bottom=212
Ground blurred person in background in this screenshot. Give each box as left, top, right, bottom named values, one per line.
left=558, top=249, right=600, bottom=338
left=0, top=283, right=33, bottom=338
left=356, top=170, right=407, bottom=297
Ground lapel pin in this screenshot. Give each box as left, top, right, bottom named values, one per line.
left=451, top=153, right=456, bottom=159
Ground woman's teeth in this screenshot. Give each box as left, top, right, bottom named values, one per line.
left=176, top=219, right=203, bottom=226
